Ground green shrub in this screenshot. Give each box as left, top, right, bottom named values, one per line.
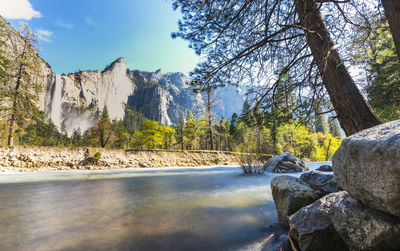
left=94, top=151, right=102, bottom=161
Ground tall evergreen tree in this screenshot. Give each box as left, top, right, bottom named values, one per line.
left=229, top=113, right=238, bottom=136
left=314, top=105, right=329, bottom=134
left=240, top=99, right=254, bottom=126
left=0, top=20, right=9, bottom=91
left=86, top=106, right=118, bottom=148
left=352, top=17, right=400, bottom=122
left=184, top=110, right=197, bottom=150
left=328, top=117, right=342, bottom=139
left=1, top=23, right=43, bottom=146
left=175, top=112, right=185, bottom=150
left=123, top=106, right=147, bottom=134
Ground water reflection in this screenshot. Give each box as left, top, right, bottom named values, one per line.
left=0, top=163, right=329, bottom=250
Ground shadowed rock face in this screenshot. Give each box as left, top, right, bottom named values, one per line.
left=270, top=176, right=321, bottom=227
left=288, top=192, right=349, bottom=251
left=330, top=192, right=400, bottom=251
left=333, top=120, right=400, bottom=217
left=289, top=191, right=400, bottom=251
left=299, top=170, right=341, bottom=195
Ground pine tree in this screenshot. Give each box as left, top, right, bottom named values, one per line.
left=352, top=17, right=400, bottom=122
left=161, top=125, right=175, bottom=149
left=314, top=105, right=329, bottom=134
left=240, top=99, right=253, bottom=126
left=217, top=116, right=230, bottom=151
left=1, top=23, right=43, bottom=146
left=113, top=120, right=129, bottom=149
left=229, top=113, right=238, bottom=136
left=184, top=110, right=197, bottom=150
left=123, top=106, right=147, bottom=134
left=86, top=106, right=118, bottom=148
left=0, top=20, right=9, bottom=91
left=328, top=117, right=342, bottom=139
left=175, top=112, right=185, bottom=150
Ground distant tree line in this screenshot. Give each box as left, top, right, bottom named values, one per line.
left=0, top=94, right=342, bottom=161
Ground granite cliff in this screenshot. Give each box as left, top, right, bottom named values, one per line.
left=1, top=17, right=244, bottom=135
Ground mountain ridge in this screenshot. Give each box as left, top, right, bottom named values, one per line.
left=0, top=18, right=244, bottom=135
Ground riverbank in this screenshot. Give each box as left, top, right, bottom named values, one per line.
left=0, top=146, right=271, bottom=172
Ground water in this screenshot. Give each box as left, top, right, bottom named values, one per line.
left=50, top=74, right=62, bottom=129
left=0, top=163, right=329, bottom=251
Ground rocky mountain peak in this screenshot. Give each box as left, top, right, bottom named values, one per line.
left=103, top=57, right=126, bottom=73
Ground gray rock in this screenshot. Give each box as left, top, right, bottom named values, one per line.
left=300, top=170, right=341, bottom=195
left=316, top=164, right=333, bottom=172
left=264, top=152, right=309, bottom=173
left=288, top=192, right=349, bottom=251
left=333, top=120, right=400, bottom=217
left=330, top=191, right=400, bottom=251
left=289, top=191, right=400, bottom=251
left=270, top=176, right=321, bottom=226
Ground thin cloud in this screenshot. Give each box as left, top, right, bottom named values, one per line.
left=37, top=29, right=53, bottom=43
left=55, top=19, right=73, bottom=29
left=84, top=17, right=97, bottom=26
left=0, top=0, right=42, bottom=20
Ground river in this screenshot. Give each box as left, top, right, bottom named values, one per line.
left=0, top=162, right=330, bottom=251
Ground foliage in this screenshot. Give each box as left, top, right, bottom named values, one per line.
left=133, top=120, right=176, bottom=149
left=314, top=105, right=329, bottom=134
left=94, top=151, right=102, bottom=161
left=171, top=0, right=381, bottom=135
left=312, top=133, right=342, bottom=161
left=123, top=106, right=147, bottom=134
left=184, top=111, right=197, bottom=150
left=277, top=124, right=314, bottom=158
left=328, top=117, right=342, bottom=139
left=0, top=20, right=9, bottom=90
left=352, top=17, right=400, bottom=122
left=0, top=23, right=44, bottom=145
left=85, top=106, right=118, bottom=148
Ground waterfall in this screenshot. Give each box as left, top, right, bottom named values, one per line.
left=50, top=74, right=63, bottom=129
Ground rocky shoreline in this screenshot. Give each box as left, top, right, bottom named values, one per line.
left=0, top=146, right=268, bottom=172
left=270, top=120, right=400, bottom=250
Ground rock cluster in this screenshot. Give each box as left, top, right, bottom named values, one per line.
left=270, top=120, right=400, bottom=250
left=271, top=170, right=340, bottom=227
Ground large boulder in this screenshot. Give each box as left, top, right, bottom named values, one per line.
left=316, top=164, right=333, bottom=172
left=288, top=192, right=349, bottom=251
left=264, top=152, right=309, bottom=173
left=270, top=176, right=321, bottom=227
left=289, top=191, right=400, bottom=251
left=300, top=170, right=341, bottom=195
left=330, top=191, right=400, bottom=251
left=333, top=120, right=400, bottom=217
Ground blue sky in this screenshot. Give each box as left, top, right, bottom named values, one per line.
left=0, top=0, right=200, bottom=74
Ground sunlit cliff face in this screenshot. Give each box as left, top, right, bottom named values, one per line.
left=49, top=57, right=133, bottom=135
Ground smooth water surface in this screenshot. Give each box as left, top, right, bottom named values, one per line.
left=0, top=163, right=329, bottom=251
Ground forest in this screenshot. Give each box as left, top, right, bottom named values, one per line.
left=0, top=1, right=399, bottom=162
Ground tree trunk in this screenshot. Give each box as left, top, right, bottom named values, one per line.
left=7, top=115, right=15, bottom=146
left=180, top=126, right=184, bottom=150
left=294, top=0, right=381, bottom=136
left=382, top=0, right=400, bottom=59
left=207, top=84, right=214, bottom=150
